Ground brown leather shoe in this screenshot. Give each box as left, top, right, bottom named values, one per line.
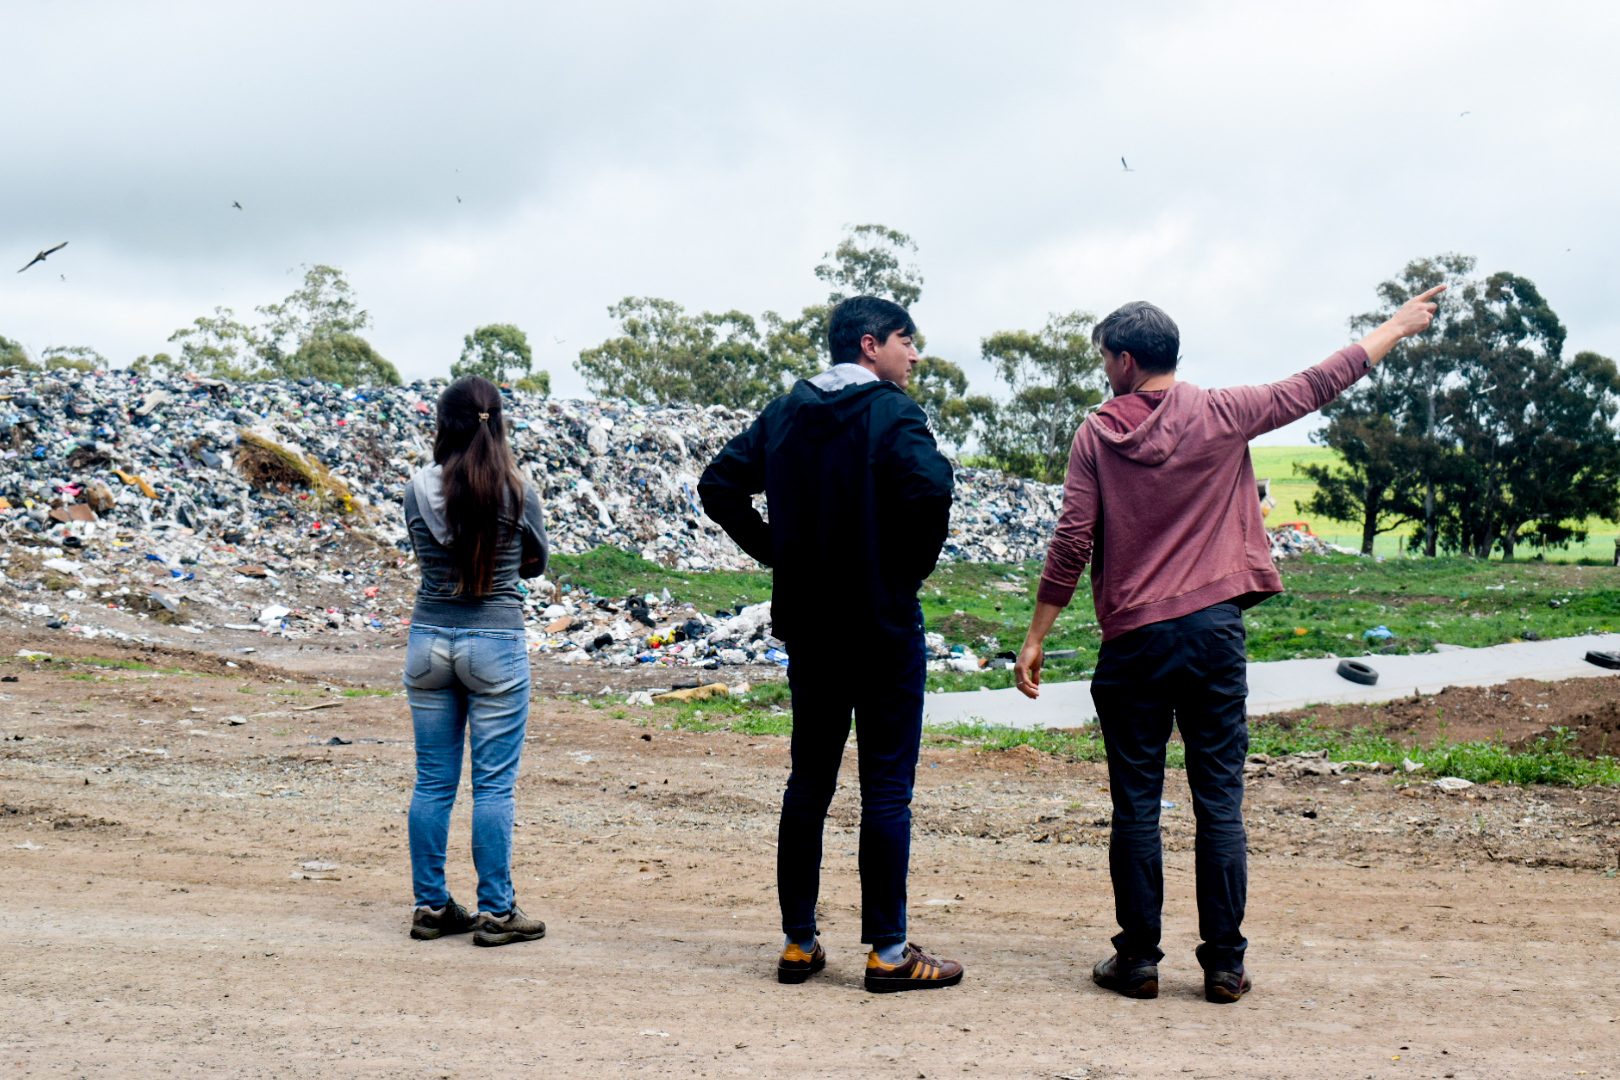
left=777, top=941, right=826, bottom=984
left=864, top=943, right=964, bottom=993
left=1093, top=953, right=1159, bottom=998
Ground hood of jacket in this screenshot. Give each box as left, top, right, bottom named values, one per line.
left=406, top=464, right=454, bottom=547
left=789, top=378, right=898, bottom=443
left=1088, top=380, right=1203, bottom=466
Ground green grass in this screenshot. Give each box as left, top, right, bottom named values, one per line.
left=548, top=545, right=772, bottom=614
left=620, top=687, right=1617, bottom=785
left=8, top=655, right=191, bottom=676
left=920, top=719, right=1619, bottom=787
left=637, top=681, right=794, bottom=736
left=339, top=687, right=399, bottom=698
left=1249, top=445, right=1341, bottom=524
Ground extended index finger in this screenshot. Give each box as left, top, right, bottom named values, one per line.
left=1415, top=284, right=1447, bottom=301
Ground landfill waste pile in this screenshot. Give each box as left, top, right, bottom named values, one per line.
left=1267, top=523, right=1361, bottom=559
left=0, top=368, right=1080, bottom=663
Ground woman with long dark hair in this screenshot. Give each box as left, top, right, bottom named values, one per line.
left=402, top=375, right=549, bottom=946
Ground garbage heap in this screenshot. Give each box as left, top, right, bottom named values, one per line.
left=1267, top=524, right=1361, bottom=559
left=0, top=368, right=1073, bottom=662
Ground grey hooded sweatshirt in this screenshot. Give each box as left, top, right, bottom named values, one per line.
left=404, top=464, right=548, bottom=629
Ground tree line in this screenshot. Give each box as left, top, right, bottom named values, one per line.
left=575, top=224, right=1107, bottom=483
left=1, top=264, right=548, bottom=394
left=1301, top=254, right=1620, bottom=559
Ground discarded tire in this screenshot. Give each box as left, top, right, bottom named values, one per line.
left=1336, top=659, right=1379, bottom=685
left=1584, top=650, right=1620, bottom=670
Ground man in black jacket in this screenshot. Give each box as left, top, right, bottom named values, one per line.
left=699, top=295, right=962, bottom=994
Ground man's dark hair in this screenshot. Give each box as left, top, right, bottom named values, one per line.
left=1092, top=301, right=1180, bottom=373
left=828, top=295, right=916, bottom=366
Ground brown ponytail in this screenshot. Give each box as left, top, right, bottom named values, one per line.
left=433, top=375, right=525, bottom=595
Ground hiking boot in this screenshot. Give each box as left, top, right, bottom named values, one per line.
left=777, top=940, right=826, bottom=984
left=1205, top=966, right=1251, bottom=1003
left=472, top=904, right=547, bottom=947
left=864, top=943, right=964, bottom=993
left=410, top=897, right=476, bottom=940
left=1092, top=954, right=1159, bottom=998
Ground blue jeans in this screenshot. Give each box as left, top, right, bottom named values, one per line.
left=1090, top=602, right=1249, bottom=972
left=778, top=632, right=924, bottom=950
left=404, top=624, right=530, bottom=914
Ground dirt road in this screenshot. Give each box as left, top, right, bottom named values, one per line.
left=1, top=639, right=1616, bottom=1079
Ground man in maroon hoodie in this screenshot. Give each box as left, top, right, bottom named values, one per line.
left=1014, top=287, right=1443, bottom=1003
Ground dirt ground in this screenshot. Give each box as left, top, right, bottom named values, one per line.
left=2, top=634, right=1618, bottom=1079
left=1267, top=675, right=1620, bottom=753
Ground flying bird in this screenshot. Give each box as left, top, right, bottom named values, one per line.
left=456, top=195, right=462, bottom=203
left=1121, top=157, right=1135, bottom=172
left=1459, top=111, right=1471, bottom=117
left=232, top=200, right=243, bottom=210
left=17, top=242, right=67, bottom=273
left=552, top=336, right=567, bottom=345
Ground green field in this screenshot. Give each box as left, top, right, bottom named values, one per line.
left=1250, top=446, right=1620, bottom=560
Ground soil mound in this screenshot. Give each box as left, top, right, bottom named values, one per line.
left=1512, top=699, right=1620, bottom=760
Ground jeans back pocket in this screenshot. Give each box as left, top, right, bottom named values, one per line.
left=404, top=630, right=454, bottom=689
left=463, top=630, right=526, bottom=691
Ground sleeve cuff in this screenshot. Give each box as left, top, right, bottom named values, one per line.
left=1037, top=576, right=1077, bottom=608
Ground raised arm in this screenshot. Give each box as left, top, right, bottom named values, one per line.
left=1217, top=285, right=1446, bottom=440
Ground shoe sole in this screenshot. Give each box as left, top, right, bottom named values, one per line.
left=864, top=970, right=964, bottom=994
left=473, top=929, right=547, bottom=947
left=777, top=960, right=826, bottom=984
left=411, top=927, right=444, bottom=940
left=1094, top=975, right=1159, bottom=999
left=1205, top=982, right=1249, bottom=1003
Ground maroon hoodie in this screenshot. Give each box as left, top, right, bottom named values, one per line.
left=1037, top=345, right=1371, bottom=640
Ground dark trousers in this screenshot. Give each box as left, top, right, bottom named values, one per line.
left=1090, top=602, right=1249, bottom=972
left=777, top=632, right=924, bottom=950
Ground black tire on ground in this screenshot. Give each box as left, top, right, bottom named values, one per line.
left=1584, top=650, right=1620, bottom=670
left=1336, top=659, right=1379, bottom=685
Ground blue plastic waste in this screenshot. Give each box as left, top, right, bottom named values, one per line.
left=1363, top=625, right=1394, bottom=641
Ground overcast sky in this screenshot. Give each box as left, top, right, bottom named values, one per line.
left=4, top=0, right=1616, bottom=444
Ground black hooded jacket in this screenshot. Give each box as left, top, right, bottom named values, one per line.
left=698, top=377, right=954, bottom=647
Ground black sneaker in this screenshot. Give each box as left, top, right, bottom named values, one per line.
left=1205, top=966, right=1251, bottom=1003
left=473, top=904, right=547, bottom=947
left=1092, top=953, right=1159, bottom=998
left=411, top=898, right=476, bottom=940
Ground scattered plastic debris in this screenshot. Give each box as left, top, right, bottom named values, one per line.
left=1268, top=523, right=1360, bottom=559
left=1245, top=750, right=1397, bottom=778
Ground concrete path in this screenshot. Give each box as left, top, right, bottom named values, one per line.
left=921, top=632, right=1620, bottom=731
